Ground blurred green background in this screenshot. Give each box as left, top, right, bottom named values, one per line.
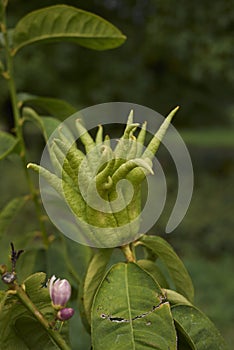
left=0, top=0, right=233, bottom=348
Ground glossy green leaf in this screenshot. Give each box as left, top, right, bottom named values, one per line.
left=91, top=262, right=177, bottom=350
left=0, top=273, right=69, bottom=349
left=172, top=304, right=228, bottom=350
left=137, top=259, right=169, bottom=288
left=139, top=235, right=194, bottom=302
left=12, top=5, right=126, bottom=55
left=18, top=93, right=76, bottom=120
left=83, top=249, right=112, bottom=325
left=0, top=130, right=18, bottom=160
left=0, top=196, right=27, bottom=239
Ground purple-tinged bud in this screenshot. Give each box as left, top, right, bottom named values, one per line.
left=57, top=308, right=74, bottom=321
left=48, top=275, right=71, bottom=308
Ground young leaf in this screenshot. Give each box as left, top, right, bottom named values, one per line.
left=138, top=235, right=194, bottom=302
left=91, top=262, right=177, bottom=350
left=172, top=304, right=228, bottom=350
left=12, top=5, right=126, bottom=55
left=0, top=130, right=18, bottom=160
left=18, top=93, right=76, bottom=120
left=0, top=196, right=28, bottom=240
left=83, top=249, right=112, bottom=325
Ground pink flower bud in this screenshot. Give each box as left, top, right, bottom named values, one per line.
left=48, top=275, right=71, bottom=308
left=57, top=308, right=74, bottom=321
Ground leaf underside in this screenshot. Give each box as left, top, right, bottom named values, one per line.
left=13, top=5, right=126, bottom=54
left=172, top=304, right=228, bottom=350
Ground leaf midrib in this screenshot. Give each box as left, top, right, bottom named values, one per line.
left=125, top=264, right=135, bottom=350
left=12, top=33, right=125, bottom=55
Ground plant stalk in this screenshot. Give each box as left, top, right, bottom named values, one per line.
left=1, top=6, right=49, bottom=247
left=121, top=244, right=136, bottom=262
left=14, top=284, right=71, bottom=350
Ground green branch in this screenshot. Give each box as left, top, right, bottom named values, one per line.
left=1, top=4, right=49, bottom=247
left=14, top=284, right=71, bottom=350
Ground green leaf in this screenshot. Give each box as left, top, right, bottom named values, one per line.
left=17, top=247, right=46, bottom=283
left=23, top=107, right=61, bottom=141
left=14, top=316, right=57, bottom=350
left=172, top=304, right=228, bottom=350
left=12, top=5, right=126, bottom=55
left=139, top=235, right=194, bottom=302
left=70, top=299, right=91, bottom=349
left=91, top=262, right=177, bottom=350
left=0, top=130, right=18, bottom=160
left=0, top=273, right=70, bottom=349
left=0, top=290, right=8, bottom=314
left=83, top=249, right=112, bottom=325
left=45, top=236, right=92, bottom=289
left=23, top=107, right=75, bottom=144
left=64, top=236, right=93, bottom=286
left=18, top=93, right=76, bottom=120
left=163, top=289, right=192, bottom=306
left=176, top=327, right=195, bottom=350
left=0, top=196, right=28, bottom=240
left=137, top=259, right=169, bottom=288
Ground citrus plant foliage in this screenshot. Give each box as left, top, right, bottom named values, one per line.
left=0, top=1, right=228, bottom=349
